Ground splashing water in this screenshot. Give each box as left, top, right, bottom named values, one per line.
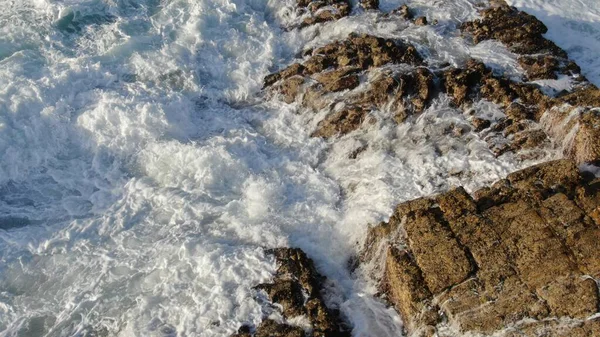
left=0, top=0, right=598, bottom=336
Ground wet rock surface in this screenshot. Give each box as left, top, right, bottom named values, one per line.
left=264, top=33, right=433, bottom=138
left=258, top=3, right=600, bottom=334
left=265, top=37, right=600, bottom=163
left=296, top=0, right=350, bottom=28
left=460, top=2, right=580, bottom=82
left=234, top=248, right=350, bottom=337
left=361, top=160, right=600, bottom=336
left=263, top=0, right=600, bottom=163
left=440, top=57, right=600, bottom=164
left=359, top=0, right=378, bottom=11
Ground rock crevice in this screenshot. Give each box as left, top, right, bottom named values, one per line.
left=361, top=160, right=600, bottom=336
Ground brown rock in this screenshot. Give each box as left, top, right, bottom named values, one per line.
left=402, top=208, right=474, bottom=293
left=383, top=247, right=439, bottom=332
left=414, top=16, right=428, bottom=26
left=461, top=4, right=566, bottom=57
left=518, top=55, right=560, bottom=80
left=238, top=248, right=349, bottom=337
left=265, top=34, right=425, bottom=112
left=352, top=68, right=434, bottom=121
left=471, top=117, right=491, bottom=131
left=537, top=275, right=599, bottom=318
left=264, top=63, right=306, bottom=88
left=304, top=55, right=335, bottom=75
left=439, top=276, right=548, bottom=333
left=277, top=76, right=305, bottom=104
left=299, top=0, right=351, bottom=28
left=442, top=60, right=490, bottom=106
left=255, top=320, right=304, bottom=337
left=361, top=160, right=600, bottom=336
left=312, top=67, right=361, bottom=92
left=390, top=5, right=413, bottom=20
left=312, top=107, right=367, bottom=138
left=571, top=110, right=600, bottom=165
left=558, top=85, right=600, bottom=108
left=256, top=280, right=305, bottom=317
left=360, top=0, right=378, bottom=11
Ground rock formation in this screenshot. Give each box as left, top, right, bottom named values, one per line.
left=360, top=160, right=600, bottom=336
left=296, top=0, right=351, bottom=28
left=239, top=1, right=600, bottom=336
left=264, top=33, right=433, bottom=138
left=457, top=2, right=600, bottom=164
left=460, top=3, right=580, bottom=81
left=232, top=248, right=349, bottom=337
left=265, top=1, right=600, bottom=164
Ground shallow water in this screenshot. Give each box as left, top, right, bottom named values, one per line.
left=0, top=0, right=598, bottom=336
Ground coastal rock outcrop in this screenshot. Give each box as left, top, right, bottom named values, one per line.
left=460, top=2, right=580, bottom=81
left=264, top=33, right=434, bottom=138
left=232, top=248, right=349, bottom=337
left=255, top=2, right=600, bottom=336
left=265, top=5, right=600, bottom=164
left=360, top=159, right=600, bottom=336
left=296, top=0, right=351, bottom=28
left=451, top=1, right=600, bottom=164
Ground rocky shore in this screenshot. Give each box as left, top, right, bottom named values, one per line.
left=232, top=1, right=600, bottom=336
left=361, top=159, right=600, bottom=336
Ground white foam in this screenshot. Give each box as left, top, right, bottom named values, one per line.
left=0, top=0, right=594, bottom=336
left=506, top=0, right=600, bottom=86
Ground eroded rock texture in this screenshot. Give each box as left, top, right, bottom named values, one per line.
left=361, top=160, right=600, bottom=336
left=233, top=248, right=349, bottom=337
left=297, top=0, right=350, bottom=28
left=439, top=58, right=600, bottom=164
left=448, top=2, right=600, bottom=164
left=264, top=24, right=600, bottom=163
left=359, top=0, right=379, bottom=11
left=460, top=2, right=580, bottom=81
left=264, top=33, right=434, bottom=138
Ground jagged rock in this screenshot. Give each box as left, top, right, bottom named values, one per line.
left=503, top=318, right=600, bottom=337
left=352, top=68, right=435, bottom=123
left=276, top=76, right=306, bottom=104
left=235, top=248, right=349, bottom=337
left=383, top=247, right=439, bottom=335
left=255, top=320, right=305, bottom=337
left=307, top=67, right=434, bottom=138
left=461, top=3, right=565, bottom=57
left=570, top=110, right=600, bottom=165
left=390, top=5, right=413, bottom=20
left=518, top=55, right=560, bottom=81
left=471, top=117, right=491, bottom=131
left=232, top=320, right=305, bottom=337
left=540, top=86, right=600, bottom=164
left=311, top=107, right=367, bottom=138
left=298, top=0, right=351, bottom=28
left=263, top=17, right=599, bottom=163
left=460, top=3, right=584, bottom=81
left=264, top=63, right=306, bottom=88
left=442, top=60, right=490, bottom=106
left=312, top=67, right=361, bottom=92
left=414, top=16, right=427, bottom=26
left=264, top=34, right=422, bottom=92
left=359, top=0, right=378, bottom=11
left=310, top=33, right=423, bottom=70
left=361, top=160, right=600, bottom=336
left=441, top=59, right=600, bottom=163
left=263, top=34, right=432, bottom=138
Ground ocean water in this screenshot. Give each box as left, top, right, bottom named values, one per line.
left=0, top=0, right=598, bottom=336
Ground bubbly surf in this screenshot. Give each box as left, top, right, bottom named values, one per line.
left=1, top=0, right=599, bottom=336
